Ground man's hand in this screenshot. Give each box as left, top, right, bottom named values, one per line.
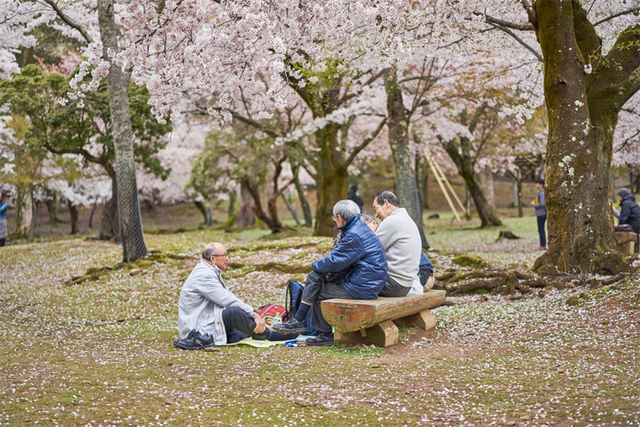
left=253, top=313, right=266, bottom=334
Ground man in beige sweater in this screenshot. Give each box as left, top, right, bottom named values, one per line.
left=372, top=191, right=422, bottom=297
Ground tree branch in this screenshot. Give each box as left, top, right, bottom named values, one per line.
left=594, top=7, right=640, bottom=27
left=484, top=20, right=543, bottom=62
left=472, top=10, right=534, bottom=31
left=42, top=0, right=94, bottom=44
left=343, top=117, right=387, bottom=168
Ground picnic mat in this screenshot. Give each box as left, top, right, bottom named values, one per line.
left=220, top=338, right=296, bottom=348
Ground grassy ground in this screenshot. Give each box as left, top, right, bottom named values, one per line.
left=0, top=217, right=638, bottom=426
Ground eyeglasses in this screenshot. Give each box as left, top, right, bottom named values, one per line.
left=212, top=253, right=228, bottom=258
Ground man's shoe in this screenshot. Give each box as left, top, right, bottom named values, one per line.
left=271, top=318, right=308, bottom=335
left=173, top=329, right=216, bottom=350
left=306, top=333, right=334, bottom=346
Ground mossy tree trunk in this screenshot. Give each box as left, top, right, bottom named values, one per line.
left=234, top=182, right=255, bottom=227
left=98, top=0, right=148, bottom=262
left=313, top=122, right=347, bottom=236
left=531, top=0, right=640, bottom=275
left=384, top=68, right=429, bottom=249
left=68, top=200, right=79, bottom=234
left=193, top=200, right=213, bottom=226
left=287, top=66, right=386, bottom=237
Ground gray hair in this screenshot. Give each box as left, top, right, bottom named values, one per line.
left=333, top=199, right=361, bottom=221
left=375, top=191, right=399, bottom=207
left=202, top=242, right=224, bottom=259
left=360, top=212, right=377, bottom=224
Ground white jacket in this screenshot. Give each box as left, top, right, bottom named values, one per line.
left=177, top=260, right=255, bottom=344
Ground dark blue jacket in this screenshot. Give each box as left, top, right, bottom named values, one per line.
left=312, top=215, right=387, bottom=299
left=418, top=252, right=434, bottom=285
left=619, top=194, right=640, bottom=234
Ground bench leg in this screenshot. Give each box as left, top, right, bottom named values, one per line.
left=334, top=320, right=399, bottom=347
left=394, top=310, right=436, bottom=331
left=617, top=242, right=635, bottom=254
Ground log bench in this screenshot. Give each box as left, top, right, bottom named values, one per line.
left=615, top=232, right=640, bottom=254
left=321, top=290, right=446, bottom=347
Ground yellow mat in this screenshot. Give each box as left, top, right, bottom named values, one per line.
left=221, top=338, right=294, bottom=348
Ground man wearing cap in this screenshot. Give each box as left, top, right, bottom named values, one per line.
left=613, top=188, right=640, bottom=233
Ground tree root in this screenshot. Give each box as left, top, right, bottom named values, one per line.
left=434, top=268, right=630, bottom=297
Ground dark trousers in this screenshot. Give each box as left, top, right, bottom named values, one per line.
left=0, top=238, right=5, bottom=247
left=221, top=306, right=267, bottom=341
left=379, top=276, right=411, bottom=297
left=537, top=215, right=547, bottom=248
left=303, top=271, right=351, bottom=334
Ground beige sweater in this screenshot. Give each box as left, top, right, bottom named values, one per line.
left=375, top=208, right=421, bottom=288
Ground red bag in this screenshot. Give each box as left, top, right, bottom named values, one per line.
left=256, top=303, right=290, bottom=327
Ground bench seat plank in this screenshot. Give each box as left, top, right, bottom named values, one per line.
left=321, top=290, right=446, bottom=333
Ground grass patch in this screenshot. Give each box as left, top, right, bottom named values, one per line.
left=1, top=221, right=639, bottom=426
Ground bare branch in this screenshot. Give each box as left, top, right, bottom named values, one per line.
left=594, top=7, right=640, bottom=26
left=485, top=20, right=543, bottom=62
left=472, top=10, right=534, bottom=31
left=42, top=0, right=94, bottom=44
left=343, top=117, right=387, bottom=168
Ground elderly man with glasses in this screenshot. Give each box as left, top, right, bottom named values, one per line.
left=273, top=199, right=388, bottom=346
left=175, top=242, right=292, bottom=349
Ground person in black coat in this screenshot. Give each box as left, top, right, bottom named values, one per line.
left=614, top=188, right=640, bottom=233
left=347, top=184, right=364, bottom=210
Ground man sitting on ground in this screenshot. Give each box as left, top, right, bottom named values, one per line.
left=372, top=191, right=423, bottom=297
left=273, top=200, right=388, bottom=346
left=175, top=242, right=291, bottom=349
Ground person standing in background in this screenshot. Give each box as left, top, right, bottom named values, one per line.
left=530, top=179, right=547, bottom=250
left=0, top=191, right=9, bottom=247
left=347, top=184, right=364, bottom=211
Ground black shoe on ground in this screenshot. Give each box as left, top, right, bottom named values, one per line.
left=173, top=329, right=216, bottom=350
left=306, top=333, right=334, bottom=346
left=271, top=318, right=308, bottom=335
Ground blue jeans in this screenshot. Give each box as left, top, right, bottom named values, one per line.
left=537, top=215, right=547, bottom=248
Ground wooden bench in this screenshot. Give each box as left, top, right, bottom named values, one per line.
left=321, top=290, right=446, bottom=347
left=615, top=232, right=640, bottom=254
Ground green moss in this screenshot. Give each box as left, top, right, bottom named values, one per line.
left=453, top=254, right=492, bottom=269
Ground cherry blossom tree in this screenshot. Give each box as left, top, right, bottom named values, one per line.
left=470, top=0, right=640, bottom=274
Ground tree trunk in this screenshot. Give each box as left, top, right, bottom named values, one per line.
left=228, top=191, right=236, bottom=220
left=98, top=0, right=148, bottom=262
left=420, top=157, right=430, bottom=210
left=480, top=166, right=495, bottom=208
left=313, top=123, right=347, bottom=236
left=28, top=189, right=37, bottom=242
left=282, top=191, right=301, bottom=225
left=441, top=136, right=503, bottom=227
left=531, top=0, right=639, bottom=275
left=194, top=200, right=212, bottom=225
left=45, top=192, right=59, bottom=224
left=234, top=182, right=255, bottom=227
left=294, top=175, right=313, bottom=227
left=100, top=177, right=119, bottom=240
left=15, top=184, right=31, bottom=237
left=68, top=200, right=79, bottom=234
left=89, top=201, right=97, bottom=228
left=517, top=177, right=524, bottom=218
left=384, top=68, right=429, bottom=249
left=241, top=178, right=285, bottom=232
